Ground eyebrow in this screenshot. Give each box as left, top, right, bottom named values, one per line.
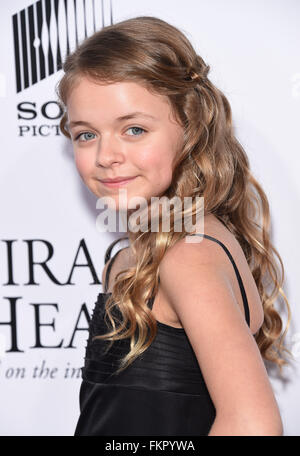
left=66, top=111, right=158, bottom=130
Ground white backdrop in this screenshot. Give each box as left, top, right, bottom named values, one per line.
left=0, top=0, right=299, bottom=436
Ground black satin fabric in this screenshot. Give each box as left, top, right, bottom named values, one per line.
left=74, top=293, right=217, bottom=436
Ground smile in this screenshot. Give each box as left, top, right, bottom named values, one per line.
left=99, top=176, right=137, bottom=188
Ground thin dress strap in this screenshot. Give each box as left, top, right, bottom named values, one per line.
left=103, top=237, right=129, bottom=293
left=189, top=233, right=250, bottom=327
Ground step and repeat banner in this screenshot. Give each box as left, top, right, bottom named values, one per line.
left=0, top=0, right=299, bottom=436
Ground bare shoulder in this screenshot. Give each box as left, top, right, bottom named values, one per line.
left=161, top=214, right=240, bottom=265
left=159, top=215, right=241, bottom=320
left=159, top=215, right=239, bottom=297
left=159, top=214, right=264, bottom=333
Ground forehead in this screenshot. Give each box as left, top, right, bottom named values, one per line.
left=66, top=77, right=171, bottom=121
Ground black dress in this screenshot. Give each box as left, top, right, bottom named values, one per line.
left=74, top=234, right=252, bottom=436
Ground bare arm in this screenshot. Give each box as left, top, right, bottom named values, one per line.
left=208, top=410, right=283, bottom=436
left=159, top=237, right=283, bottom=436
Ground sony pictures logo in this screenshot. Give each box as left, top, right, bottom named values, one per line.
left=12, top=0, right=114, bottom=93
left=13, top=0, right=113, bottom=137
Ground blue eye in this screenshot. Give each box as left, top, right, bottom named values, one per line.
left=75, top=132, right=96, bottom=142
left=126, top=126, right=146, bottom=136
left=74, top=126, right=146, bottom=142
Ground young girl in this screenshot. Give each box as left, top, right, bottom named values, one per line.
left=56, top=16, right=292, bottom=436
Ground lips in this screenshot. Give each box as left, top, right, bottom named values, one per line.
left=99, top=176, right=138, bottom=188
left=100, top=176, right=137, bottom=183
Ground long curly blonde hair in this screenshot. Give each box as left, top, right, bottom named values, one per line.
left=55, top=16, right=293, bottom=376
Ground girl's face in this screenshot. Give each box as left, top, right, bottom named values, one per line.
left=66, top=76, right=184, bottom=213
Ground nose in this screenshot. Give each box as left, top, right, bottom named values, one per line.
left=95, top=134, right=125, bottom=167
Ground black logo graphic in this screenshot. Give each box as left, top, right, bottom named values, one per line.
left=12, top=0, right=114, bottom=93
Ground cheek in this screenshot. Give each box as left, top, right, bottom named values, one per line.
left=138, top=142, right=174, bottom=184
left=74, top=150, right=94, bottom=180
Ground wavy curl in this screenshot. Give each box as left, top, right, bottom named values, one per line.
left=55, top=16, right=293, bottom=376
